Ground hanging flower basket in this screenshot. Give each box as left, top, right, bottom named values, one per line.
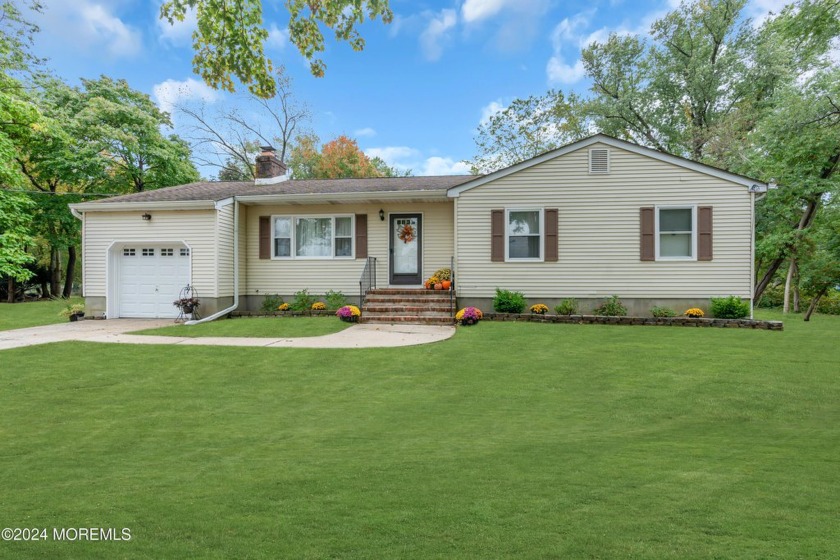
left=398, top=223, right=416, bottom=244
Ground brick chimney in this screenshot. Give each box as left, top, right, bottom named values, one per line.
left=255, top=145, right=288, bottom=184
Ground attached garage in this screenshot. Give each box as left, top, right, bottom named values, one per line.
left=111, top=243, right=191, bottom=318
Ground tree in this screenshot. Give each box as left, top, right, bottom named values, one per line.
left=288, top=134, right=388, bottom=179
left=371, top=156, right=411, bottom=177
left=799, top=207, right=840, bottom=321
left=469, top=91, right=589, bottom=174
left=0, top=191, right=35, bottom=301
left=159, top=0, right=393, bottom=97
left=177, top=68, right=309, bottom=180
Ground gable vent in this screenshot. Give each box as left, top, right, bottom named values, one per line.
left=589, top=148, right=610, bottom=174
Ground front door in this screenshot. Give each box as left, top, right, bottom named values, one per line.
left=389, top=214, right=422, bottom=285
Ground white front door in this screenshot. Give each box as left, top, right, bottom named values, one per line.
left=117, top=246, right=190, bottom=318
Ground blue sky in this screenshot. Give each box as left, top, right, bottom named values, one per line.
left=30, top=0, right=784, bottom=177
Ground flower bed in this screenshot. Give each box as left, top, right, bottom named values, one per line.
left=481, top=313, right=783, bottom=330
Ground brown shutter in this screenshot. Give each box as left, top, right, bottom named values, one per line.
left=640, top=207, right=655, bottom=261
left=355, top=214, right=368, bottom=259
left=491, top=209, right=504, bottom=262
left=259, top=216, right=271, bottom=259
left=544, top=208, right=558, bottom=262
left=698, top=206, right=713, bottom=261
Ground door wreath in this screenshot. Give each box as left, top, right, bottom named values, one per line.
left=398, top=223, right=416, bottom=243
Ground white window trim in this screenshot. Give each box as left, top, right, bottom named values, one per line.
left=271, top=214, right=355, bottom=260
left=655, top=205, right=697, bottom=261
left=504, top=208, right=544, bottom=262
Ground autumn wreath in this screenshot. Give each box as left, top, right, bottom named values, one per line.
left=398, top=223, right=416, bottom=243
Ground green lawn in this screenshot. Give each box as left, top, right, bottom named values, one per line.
left=0, top=297, right=84, bottom=331
left=133, top=316, right=351, bottom=338
left=1, top=311, right=838, bottom=558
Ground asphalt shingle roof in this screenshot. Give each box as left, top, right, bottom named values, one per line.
left=94, top=175, right=479, bottom=203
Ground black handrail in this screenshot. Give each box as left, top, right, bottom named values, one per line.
left=359, top=256, right=377, bottom=306
left=450, top=255, right=455, bottom=321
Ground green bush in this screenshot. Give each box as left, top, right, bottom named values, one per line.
left=324, top=290, right=347, bottom=310
left=710, top=295, right=750, bottom=319
left=291, top=289, right=317, bottom=312
left=650, top=306, right=677, bottom=318
left=493, top=288, right=526, bottom=313
left=756, top=283, right=784, bottom=308
left=816, top=289, right=840, bottom=315
left=594, top=295, right=628, bottom=317
left=554, top=298, right=578, bottom=315
left=260, top=294, right=284, bottom=313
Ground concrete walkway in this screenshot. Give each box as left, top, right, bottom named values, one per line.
left=0, top=319, right=455, bottom=351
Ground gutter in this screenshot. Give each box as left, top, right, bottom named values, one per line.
left=70, top=200, right=216, bottom=212
left=186, top=198, right=240, bottom=325
left=235, top=189, right=449, bottom=205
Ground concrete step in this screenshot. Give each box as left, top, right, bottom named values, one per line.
left=364, top=296, right=454, bottom=304
left=367, top=288, right=454, bottom=296
left=360, top=315, right=454, bottom=325
left=363, top=305, right=453, bottom=313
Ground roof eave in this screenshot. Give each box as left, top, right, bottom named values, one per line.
left=235, top=190, right=450, bottom=205
left=70, top=200, right=217, bottom=213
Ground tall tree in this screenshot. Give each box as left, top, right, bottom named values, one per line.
left=288, top=134, right=388, bottom=179
left=159, top=0, right=393, bottom=97
left=0, top=191, right=35, bottom=301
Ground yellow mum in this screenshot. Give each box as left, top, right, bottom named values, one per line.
left=278, top=303, right=290, bottom=311
left=684, top=308, right=704, bottom=318
left=530, top=303, right=549, bottom=314
left=311, top=302, right=327, bottom=310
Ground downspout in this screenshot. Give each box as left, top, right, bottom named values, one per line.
left=186, top=197, right=239, bottom=324
left=749, top=190, right=755, bottom=319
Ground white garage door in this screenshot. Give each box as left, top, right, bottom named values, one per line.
left=118, top=246, right=191, bottom=318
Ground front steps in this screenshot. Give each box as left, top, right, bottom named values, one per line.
left=361, top=288, right=455, bottom=325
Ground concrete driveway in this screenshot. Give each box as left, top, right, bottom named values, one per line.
left=0, top=320, right=455, bottom=351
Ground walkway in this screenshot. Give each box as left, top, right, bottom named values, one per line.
left=0, top=319, right=455, bottom=351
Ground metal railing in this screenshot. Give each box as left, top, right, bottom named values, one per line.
left=450, top=255, right=456, bottom=320
left=359, top=256, right=377, bottom=306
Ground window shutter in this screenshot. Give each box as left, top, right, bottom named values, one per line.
left=640, top=207, right=655, bottom=261
left=491, top=209, right=504, bottom=262
left=698, top=206, right=713, bottom=261
left=544, top=208, right=558, bottom=262
left=259, top=216, right=271, bottom=259
left=355, top=214, right=368, bottom=259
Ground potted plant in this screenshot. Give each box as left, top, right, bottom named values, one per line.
left=336, top=305, right=361, bottom=322
left=59, top=303, right=86, bottom=322
left=173, top=297, right=200, bottom=314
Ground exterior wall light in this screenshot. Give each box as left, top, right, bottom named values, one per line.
left=142, top=213, right=152, bottom=221
left=379, top=209, right=385, bottom=221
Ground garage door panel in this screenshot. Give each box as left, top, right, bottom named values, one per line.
left=117, top=245, right=190, bottom=318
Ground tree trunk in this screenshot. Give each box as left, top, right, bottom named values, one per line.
left=6, top=277, right=14, bottom=303
left=754, top=198, right=820, bottom=301
left=792, top=262, right=800, bottom=313
left=62, top=246, right=76, bottom=299
left=804, top=286, right=828, bottom=322
left=50, top=247, right=61, bottom=298
left=40, top=278, right=50, bottom=299
left=783, top=258, right=794, bottom=314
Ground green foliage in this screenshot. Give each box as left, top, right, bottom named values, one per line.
left=554, top=298, right=578, bottom=315
left=650, top=306, right=677, bottom=318
left=260, top=294, right=284, bottom=313
left=58, top=303, right=85, bottom=318
left=324, top=290, right=347, bottom=311
left=159, top=0, right=393, bottom=97
left=291, top=288, right=316, bottom=312
left=710, top=296, right=750, bottom=319
left=816, top=290, right=840, bottom=315
left=0, top=191, right=36, bottom=281
left=492, top=288, right=526, bottom=313
left=288, top=134, right=383, bottom=179
left=594, top=295, right=628, bottom=317
left=432, top=268, right=451, bottom=281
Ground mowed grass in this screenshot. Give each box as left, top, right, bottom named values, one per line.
left=133, top=316, right=351, bottom=338
left=0, top=311, right=838, bottom=558
left=0, top=297, right=85, bottom=331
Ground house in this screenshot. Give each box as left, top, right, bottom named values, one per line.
left=69, top=134, right=768, bottom=321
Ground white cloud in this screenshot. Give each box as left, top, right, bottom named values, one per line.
left=34, top=2, right=141, bottom=58
left=354, top=127, right=377, bottom=138
left=267, top=24, right=289, bottom=50
left=152, top=78, right=220, bottom=116
left=480, top=100, right=505, bottom=125
left=157, top=4, right=197, bottom=45
left=365, top=146, right=470, bottom=176
left=419, top=9, right=457, bottom=61
left=461, top=0, right=507, bottom=23
left=546, top=56, right=586, bottom=84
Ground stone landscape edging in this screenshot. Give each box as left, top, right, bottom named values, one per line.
left=481, top=313, right=783, bottom=330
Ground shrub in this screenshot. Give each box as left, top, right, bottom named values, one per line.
left=493, top=288, right=526, bottom=313
left=816, top=289, right=840, bottom=315
left=594, top=295, right=627, bottom=317
left=278, top=303, right=290, bottom=311
left=554, top=298, right=578, bottom=315
left=530, top=303, right=549, bottom=315
left=433, top=267, right=451, bottom=281
left=710, top=296, right=749, bottom=319
left=756, top=283, right=784, bottom=308
left=311, top=301, right=326, bottom=311
left=336, top=305, right=361, bottom=322
left=684, top=308, right=705, bottom=318
left=59, top=303, right=86, bottom=318
left=456, top=307, right=482, bottom=325
left=261, top=294, right=284, bottom=313
left=290, top=289, right=316, bottom=312
left=324, top=290, right=347, bottom=310
left=650, top=306, right=676, bottom=318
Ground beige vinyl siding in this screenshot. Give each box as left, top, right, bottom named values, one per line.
left=455, top=142, right=752, bottom=298
left=216, top=203, right=235, bottom=297
left=245, top=202, right=454, bottom=295
left=82, top=210, right=218, bottom=297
